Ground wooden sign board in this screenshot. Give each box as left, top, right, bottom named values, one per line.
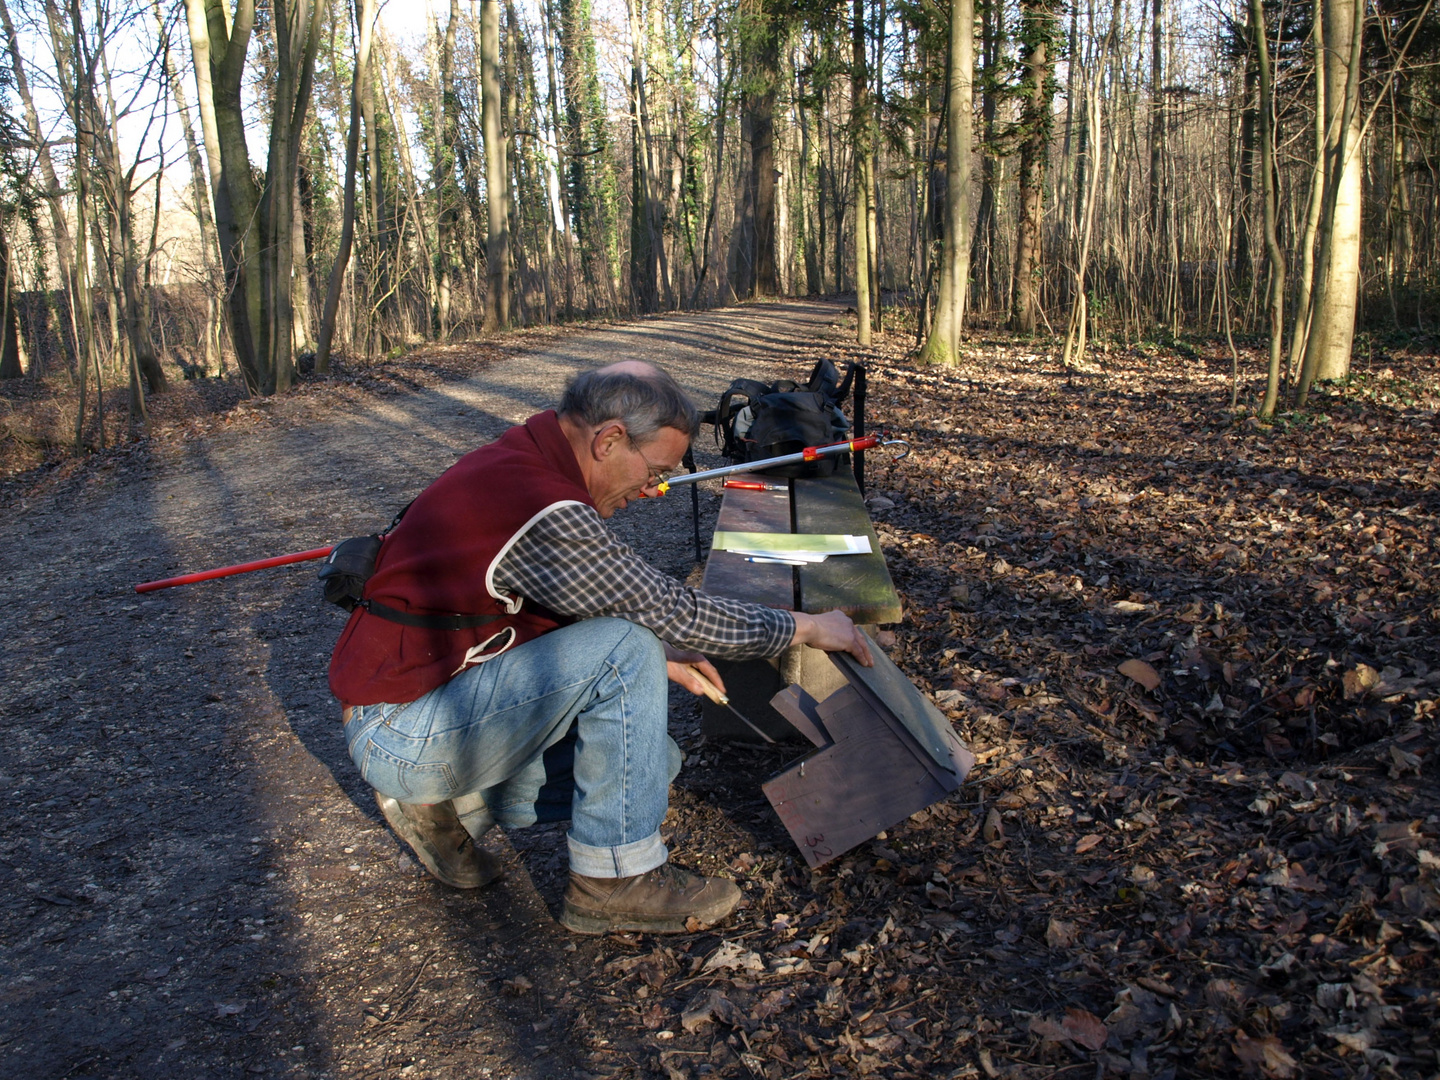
left=761, top=631, right=974, bottom=868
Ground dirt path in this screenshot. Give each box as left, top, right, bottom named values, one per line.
left=0, top=300, right=856, bottom=1080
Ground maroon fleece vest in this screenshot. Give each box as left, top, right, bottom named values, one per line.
left=328, top=411, right=593, bottom=706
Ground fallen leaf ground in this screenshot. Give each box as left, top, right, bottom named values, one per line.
left=1, top=310, right=1436, bottom=1080
left=616, top=332, right=1440, bottom=1080
left=670, top=331, right=1440, bottom=1080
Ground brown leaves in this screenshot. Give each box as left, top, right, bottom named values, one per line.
left=500, top=974, right=533, bottom=996
left=699, top=940, right=763, bottom=975
left=1343, top=663, right=1380, bottom=700
left=1044, top=917, right=1077, bottom=948
left=1204, top=978, right=1248, bottom=1014
left=1232, top=1032, right=1298, bottom=1078
left=1386, top=743, right=1423, bottom=778
left=680, top=989, right=741, bottom=1033
left=603, top=949, right=674, bottom=988
left=752, top=988, right=794, bottom=1019
left=1118, top=658, right=1161, bottom=692
left=981, top=807, right=1004, bottom=844
left=1029, top=1007, right=1108, bottom=1051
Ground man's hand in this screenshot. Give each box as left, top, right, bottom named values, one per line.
left=665, top=645, right=728, bottom=699
left=791, top=610, right=874, bottom=666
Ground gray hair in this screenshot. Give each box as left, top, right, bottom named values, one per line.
left=558, top=367, right=699, bottom=443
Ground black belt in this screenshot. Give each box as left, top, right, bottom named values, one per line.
left=361, top=598, right=501, bottom=631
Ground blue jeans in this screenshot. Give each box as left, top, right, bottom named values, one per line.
left=343, top=618, right=682, bottom=878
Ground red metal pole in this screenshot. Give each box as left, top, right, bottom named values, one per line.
left=134, top=546, right=335, bottom=594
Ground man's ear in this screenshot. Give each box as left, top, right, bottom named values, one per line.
left=591, top=421, right=627, bottom=461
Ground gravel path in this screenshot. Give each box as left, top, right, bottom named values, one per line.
left=0, top=300, right=855, bottom=1080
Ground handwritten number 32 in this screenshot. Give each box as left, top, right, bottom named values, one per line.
left=804, top=834, right=833, bottom=857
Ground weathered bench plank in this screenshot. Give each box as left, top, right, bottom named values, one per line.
left=700, top=482, right=795, bottom=610
left=792, top=468, right=901, bottom=623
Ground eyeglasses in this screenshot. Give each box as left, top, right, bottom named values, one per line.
left=629, top=439, right=675, bottom=487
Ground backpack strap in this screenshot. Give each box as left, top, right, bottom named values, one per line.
left=715, top=378, right=772, bottom=457
left=383, top=499, right=415, bottom=535
left=804, top=358, right=841, bottom=401
left=832, top=361, right=858, bottom=406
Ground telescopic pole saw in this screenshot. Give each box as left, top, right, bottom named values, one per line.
left=647, top=434, right=907, bottom=496
left=132, top=435, right=909, bottom=595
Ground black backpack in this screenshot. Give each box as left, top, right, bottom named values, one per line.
left=709, top=359, right=859, bottom=479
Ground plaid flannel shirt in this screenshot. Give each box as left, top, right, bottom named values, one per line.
left=492, top=503, right=794, bottom=660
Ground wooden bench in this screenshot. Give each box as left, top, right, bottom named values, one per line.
left=699, top=461, right=901, bottom=742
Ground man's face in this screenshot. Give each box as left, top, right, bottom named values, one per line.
left=589, top=424, right=690, bottom=519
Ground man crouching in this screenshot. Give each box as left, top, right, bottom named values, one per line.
left=330, top=361, right=870, bottom=934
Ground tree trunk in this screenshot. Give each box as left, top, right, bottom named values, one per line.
left=1061, top=67, right=1101, bottom=371
left=970, top=0, right=1000, bottom=312
left=377, top=43, right=433, bottom=343
left=290, top=172, right=315, bottom=356
left=182, top=0, right=232, bottom=376
left=851, top=0, right=871, bottom=345
left=0, top=223, right=23, bottom=379
left=262, top=0, right=326, bottom=392
left=557, top=0, right=615, bottom=313
left=542, top=0, right=576, bottom=318
left=741, top=0, right=782, bottom=297
left=317, top=0, right=379, bottom=372
left=505, top=0, right=540, bottom=323
left=1297, top=0, right=1364, bottom=400
left=1148, top=0, right=1165, bottom=229
left=626, top=0, right=666, bottom=312
left=918, top=0, right=973, bottom=365
left=54, top=0, right=100, bottom=447
left=1286, top=10, right=1328, bottom=387
left=1232, top=5, right=1256, bottom=286
left=436, top=0, right=461, bottom=338
left=870, top=0, right=884, bottom=325
left=481, top=0, right=511, bottom=330
left=798, top=62, right=820, bottom=295
left=690, top=8, right=732, bottom=307
left=1, top=0, right=79, bottom=377
left=866, top=145, right=879, bottom=328
left=188, top=0, right=264, bottom=392
left=1250, top=0, right=1285, bottom=417
left=1011, top=0, right=1056, bottom=333
left=156, top=0, right=223, bottom=376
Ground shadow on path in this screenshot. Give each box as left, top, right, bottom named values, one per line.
left=0, top=299, right=852, bottom=1079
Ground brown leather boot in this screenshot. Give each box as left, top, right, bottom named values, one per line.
left=376, top=792, right=504, bottom=889
left=560, top=862, right=741, bottom=934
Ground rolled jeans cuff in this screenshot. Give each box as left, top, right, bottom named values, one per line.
left=567, top=829, right=668, bottom=879
left=450, top=791, right=496, bottom=840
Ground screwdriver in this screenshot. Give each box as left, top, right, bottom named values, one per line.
left=683, top=666, right=777, bottom=745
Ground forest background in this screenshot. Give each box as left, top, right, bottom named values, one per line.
left=0, top=0, right=1438, bottom=1074
left=0, top=0, right=1437, bottom=447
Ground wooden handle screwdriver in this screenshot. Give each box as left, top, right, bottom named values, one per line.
left=683, top=667, right=777, bottom=745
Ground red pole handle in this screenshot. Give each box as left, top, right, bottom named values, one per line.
left=803, top=434, right=879, bottom=461
left=134, top=546, right=335, bottom=594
